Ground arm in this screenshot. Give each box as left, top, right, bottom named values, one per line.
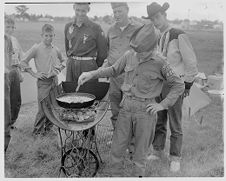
left=178, top=34, right=198, bottom=91
left=95, top=25, right=108, bottom=67
left=64, top=24, right=70, bottom=57
left=78, top=51, right=129, bottom=85
left=159, top=63, right=185, bottom=109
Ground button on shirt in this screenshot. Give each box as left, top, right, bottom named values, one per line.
left=107, top=22, right=141, bottom=66
left=64, top=17, right=108, bottom=67
left=90, top=50, right=185, bottom=109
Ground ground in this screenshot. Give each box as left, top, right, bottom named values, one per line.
left=4, top=21, right=224, bottom=178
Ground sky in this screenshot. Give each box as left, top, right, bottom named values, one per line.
left=4, top=0, right=224, bottom=21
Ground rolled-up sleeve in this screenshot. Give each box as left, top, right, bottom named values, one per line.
left=160, top=63, right=185, bottom=109
left=91, top=51, right=128, bottom=79
left=178, top=34, right=198, bottom=82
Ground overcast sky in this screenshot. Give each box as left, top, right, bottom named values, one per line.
left=4, top=0, right=224, bottom=21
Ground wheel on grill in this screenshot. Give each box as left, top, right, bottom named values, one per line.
left=61, top=147, right=99, bottom=177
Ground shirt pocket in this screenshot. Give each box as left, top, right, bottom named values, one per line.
left=123, top=64, right=135, bottom=85
left=136, top=72, right=159, bottom=94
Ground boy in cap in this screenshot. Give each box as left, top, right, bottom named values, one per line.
left=77, top=23, right=184, bottom=177
left=21, top=24, right=65, bottom=135
left=105, top=2, right=141, bottom=131
left=143, top=2, right=198, bottom=172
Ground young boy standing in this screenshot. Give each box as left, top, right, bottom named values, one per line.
left=5, top=17, right=24, bottom=130
left=21, top=24, right=65, bottom=135
left=77, top=23, right=185, bottom=177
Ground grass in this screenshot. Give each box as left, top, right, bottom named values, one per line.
left=5, top=21, right=224, bottom=177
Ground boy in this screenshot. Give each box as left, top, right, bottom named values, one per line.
left=5, top=17, right=24, bottom=130
left=4, top=32, right=14, bottom=152
left=142, top=2, right=198, bottom=172
left=21, top=24, right=65, bottom=135
left=78, top=23, right=185, bottom=177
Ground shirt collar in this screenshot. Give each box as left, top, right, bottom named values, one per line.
left=135, top=49, right=157, bottom=64
left=73, top=16, right=90, bottom=27
left=115, top=20, right=133, bottom=30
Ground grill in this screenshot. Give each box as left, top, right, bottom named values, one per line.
left=41, top=81, right=112, bottom=177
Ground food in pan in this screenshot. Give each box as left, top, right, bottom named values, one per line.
left=57, top=95, right=94, bottom=104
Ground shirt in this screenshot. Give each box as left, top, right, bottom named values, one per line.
left=4, top=35, right=14, bottom=73
left=11, top=36, right=24, bottom=66
left=64, top=17, right=108, bottom=67
left=21, top=42, right=64, bottom=78
left=158, top=27, right=198, bottom=83
left=106, top=21, right=141, bottom=66
left=90, top=50, right=185, bottom=109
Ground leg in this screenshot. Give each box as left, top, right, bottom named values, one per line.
left=4, top=74, right=11, bottom=152
left=33, top=101, right=47, bottom=134
left=133, top=111, right=157, bottom=177
left=168, top=95, right=183, bottom=158
left=109, top=77, right=123, bottom=130
left=9, top=69, right=21, bottom=126
left=152, top=109, right=168, bottom=150
left=110, top=108, right=132, bottom=176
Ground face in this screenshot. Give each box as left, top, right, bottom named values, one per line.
left=5, top=22, right=15, bottom=35
left=150, top=12, right=167, bottom=31
left=74, top=4, right=89, bottom=23
left=112, top=6, right=129, bottom=25
left=41, top=31, right=55, bottom=46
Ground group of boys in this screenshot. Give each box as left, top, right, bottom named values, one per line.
left=5, top=2, right=198, bottom=177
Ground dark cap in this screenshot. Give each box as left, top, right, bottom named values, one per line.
left=142, top=2, right=169, bottom=19
left=130, top=23, right=158, bottom=53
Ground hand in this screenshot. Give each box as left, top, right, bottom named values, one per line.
left=78, top=72, right=93, bottom=86
left=146, top=103, right=165, bottom=115
left=183, top=89, right=190, bottom=98
left=34, top=72, right=47, bottom=80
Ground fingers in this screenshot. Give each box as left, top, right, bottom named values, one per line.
left=146, top=104, right=158, bottom=115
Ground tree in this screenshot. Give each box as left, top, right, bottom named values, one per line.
left=15, top=5, right=29, bottom=20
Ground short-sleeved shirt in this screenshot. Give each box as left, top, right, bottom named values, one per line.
left=11, top=36, right=24, bottom=66
left=21, top=42, right=63, bottom=77
left=4, top=35, right=14, bottom=73
left=64, top=17, right=108, bottom=67
left=91, top=50, right=185, bottom=109
left=107, top=21, right=141, bottom=66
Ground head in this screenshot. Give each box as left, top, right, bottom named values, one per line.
left=111, top=3, right=129, bottom=26
left=73, top=3, right=90, bottom=23
left=41, top=24, right=55, bottom=46
left=130, top=23, right=158, bottom=60
left=142, top=2, right=169, bottom=32
left=5, top=17, right=16, bottom=36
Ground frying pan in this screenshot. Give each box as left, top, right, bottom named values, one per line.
left=56, top=92, right=96, bottom=109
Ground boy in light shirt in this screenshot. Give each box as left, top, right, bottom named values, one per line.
left=21, top=24, right=65, bottom=135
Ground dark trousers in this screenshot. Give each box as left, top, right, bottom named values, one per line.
left=152, top=83, right=183, bottom=157
left=5, top=73, right=11, bottom=152
left=9, top=68, right=21, bottom=126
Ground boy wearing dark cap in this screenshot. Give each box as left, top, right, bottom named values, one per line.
left=77, top=23, right=184, bottom=177
left=143, top=2, right=198, bottom=172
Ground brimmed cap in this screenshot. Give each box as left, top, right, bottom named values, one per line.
left=111, top=2, right=128, bottom=9
left=142, top=2, right=169, bottom=19
left=130, top=23, right=158, bottom=53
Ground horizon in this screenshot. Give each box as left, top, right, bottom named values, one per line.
left=4, top=0, right=224, bottom=21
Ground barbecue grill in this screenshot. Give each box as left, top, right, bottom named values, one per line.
left=41, top=81, right=111, bottom=177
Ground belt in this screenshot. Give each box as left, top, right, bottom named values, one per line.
left=70, top=56, right=96, bottom=61
left=124, top=94, right=155, bottom=102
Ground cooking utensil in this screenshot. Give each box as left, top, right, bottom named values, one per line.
left=62, top=81, right=109, bottom=101
left=56, top=92, right=96, bottom=109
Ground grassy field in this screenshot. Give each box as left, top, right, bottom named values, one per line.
left=5, top=21, right=224, bottom=178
